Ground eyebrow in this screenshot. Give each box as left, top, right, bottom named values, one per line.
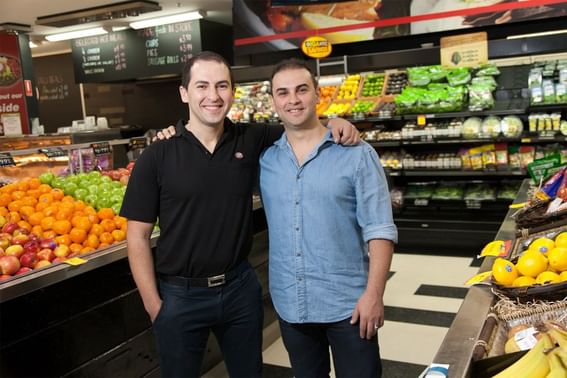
left=193, top=80, right=231, bottom=86
left=275, top=83, right=310, bottom=93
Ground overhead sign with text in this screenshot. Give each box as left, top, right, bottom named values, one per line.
left=233, top=0, right=567, bottom=55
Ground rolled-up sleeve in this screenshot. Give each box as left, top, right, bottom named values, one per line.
left=354, top=144, right=398, bottom=244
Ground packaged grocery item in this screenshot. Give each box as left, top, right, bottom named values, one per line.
left=469, top=146, right=484, bottom=170
left=462, top=117, right=482, bottom=139
left=531, top=87, right=543, bottom=104
left=481, top=116, right=501, bottom=138
left=519, top=146, right=536, bottom=169
left=495, top=143, right=509, bottom=170
left=459, top=148, right=472, bottom=170
left=475, top=64, right=500, bottom=76
left=500, top=116, right=523, bottom=138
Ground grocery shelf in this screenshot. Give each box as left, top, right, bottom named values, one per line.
left=527, top=103, right=567, bottom=113
left=370, top=134, right=566, bottom=147
left=402, top=170, right=526, bottom=177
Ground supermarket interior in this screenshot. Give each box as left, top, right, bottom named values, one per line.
left=1, top=1, right=567, bottom=377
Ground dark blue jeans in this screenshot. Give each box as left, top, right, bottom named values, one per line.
left=153, top=264, right=264, bottom=378
left=279, top=317, right=381, bottom=378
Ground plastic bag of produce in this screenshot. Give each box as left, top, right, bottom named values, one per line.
left=407, top=67, right=430, bottom=87
left=501, top=116, right=524, bottom=138
left=447, top=67, right=471, bottom=87
left=475, top=63, right=500, bottom=76
left=469, top=83, right=495, bottom=111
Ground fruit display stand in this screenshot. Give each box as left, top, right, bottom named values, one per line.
left=0, top=198, right=271, bottom=377
left=432, top=178, right=531, bottom=377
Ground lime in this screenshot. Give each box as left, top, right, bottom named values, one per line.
left=547, top=247, right=567, bottom=272
left=535, top=271, right=560, bottom=285
left=492, top=258, right=518, bottom=286
left=512, top=276, right=536, bottom=287
left=516, top=250, right=548, bottom=278
left=529, top=237, right=555, bottom=255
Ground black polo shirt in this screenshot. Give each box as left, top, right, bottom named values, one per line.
left=121, top=119, right=282, bottom=277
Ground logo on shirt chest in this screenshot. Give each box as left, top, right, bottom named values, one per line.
left=234, top=152, right=244, bottom=159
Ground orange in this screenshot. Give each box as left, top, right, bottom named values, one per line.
left=21, top=196, right=37, bottom=207
left=38, top=193, right=54, bottom=205
left=0, top=193, right=11, bottom=207
left=31, top=225, right=43, bottom=237
left=99, top=232, right=114, bottom=244
left=59, top=201, right=74, bottom=211
left=38, top=184, right=52, bottom=194
left=19, top=205, right=35, bottom=220
left=97, top=208, right=115, bottom=220
left=26, top=189, right=41, bottom=199
left=52, top=219, right=72, bottom=235
left=69, top=243, right=83, bottom=254
left=87, top=214, right=100, bottom=225
left=74, top=217, right=92, bottom=232
left=61, top=195, right=75, bottom=203
left=80, top=246, right=95, bottom=255
left=89, top=224, right=104, bottom=237
left=111, top=229, right=126, bottom=242
left=69, top=228, right=87, bottom=244
left=99, top=242, right=110, bottom=249
left=74, top=201, right=86, bottom=212
left=84, top=234, right=99, bottom=249
left=16, top=180, right=30, bottom=192
left=55, top=208, right=73, bottom=221
left=7, top=211, right=21, bottom=223
left=72, top=210, right=86, bottom=218
left=121, top=223, right=127, bottom=233
left=8, top=200, right=23, bottom=212
left=11, top=190, right=26, bottom=201
left=84, top=206, right=97, bottom=216
left=42, top=206, right=58, bottom=217
left=0, top=207, right=7, bottom=217
left=100, top=219, right=116, bottom=233
left=28, top=178, right=41, bottom=189
left=17, top=220, right=32, bottom=232
left=43, top=230, right=57, bottom=239
left=114, top=216, right=127, bottom=229
left=55, top=234, right=71, bottom=246
left=28, top=212, right=45, bottom=226
left=35, top=201, right=49, bottom=212
left=51, top=189, right=64, bottom=201
left=1, top=183, right=17, bottom=193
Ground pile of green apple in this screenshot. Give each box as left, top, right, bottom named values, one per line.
left=39, top=171, right=125, bottom=214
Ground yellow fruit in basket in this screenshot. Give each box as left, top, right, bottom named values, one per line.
left=492, top=258, right=518, bottom=286
left=528, top=237, right=555, bottom=255
left=560, top=271, right=567, bottom=282
left=516, top=250, right=548, bottom=278
left=547, top=247, right=567, bottom=272
left=536, top=271, right=561, bottom=285
left=512, top=275, right=536, bottom=287
left=554, top=232, right=567, bottom=248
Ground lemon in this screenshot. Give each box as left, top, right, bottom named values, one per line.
left=547, top=247, right=567, bottom=272
left=516, top=250, right=548, bottom=278
left=492, top=258, right=518, bottom=286
left=535, top=271, right=560, bottom=285
left=560, top=271, right=567, bottom=282
left=529, top=237, right=555, bottom=255
left=554, top=232, right=567, bottom=248
left=512, top=276, right=536, bottom=287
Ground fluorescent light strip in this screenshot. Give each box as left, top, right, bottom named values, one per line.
left=129, top=10, right=205, bottom=29
left=507, top=29, right=567, bottom=40
left=45, top=27, right=107, bottom=42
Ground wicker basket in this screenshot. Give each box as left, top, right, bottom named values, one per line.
left=513, top=199, right=567, bottom=230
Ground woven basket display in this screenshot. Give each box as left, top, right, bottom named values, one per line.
left=513, top=199, right=567, bottom=230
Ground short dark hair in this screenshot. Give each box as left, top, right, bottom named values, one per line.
left=181, top=51, right=234, bottom=89
left=270, top=59, right=318, bottom=95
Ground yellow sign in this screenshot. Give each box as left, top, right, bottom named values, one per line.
left=464, top=271, right=492, bottom=286
left=440, top=32, right=488, bottom=68
left=64, top=257, right=87, bottom=266
left=301, top=36, right=332, bottom=59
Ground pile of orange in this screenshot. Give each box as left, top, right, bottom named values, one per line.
left=0, top=178, right=127, bottom=259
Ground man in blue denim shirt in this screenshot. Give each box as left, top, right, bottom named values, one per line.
left=260, top=59, right=398, bottom=378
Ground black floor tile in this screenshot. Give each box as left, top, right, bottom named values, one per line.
left=414, top=284, right=468, bottom=299
left=470, top=257, right=483, bottom=267
left=263, top=363, right=293, bottom=378
left=382, top=359, right=427, bottom=378
left=384, top=306, right=455, bottom=328
left=387, top=271, right=395, bottom=280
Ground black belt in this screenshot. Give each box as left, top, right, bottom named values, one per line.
left=158, top=261, right=249, bottom=288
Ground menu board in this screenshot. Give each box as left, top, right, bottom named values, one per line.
left=72, top=21, right=203, bottom=83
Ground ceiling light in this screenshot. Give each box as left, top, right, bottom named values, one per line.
left=129, top=10, right=206, bottom=29
left=507, top=29, right=567, bottom=40
left=45, top=27, right=108, bottom=42
left=29, top=41, right=38, bottom=48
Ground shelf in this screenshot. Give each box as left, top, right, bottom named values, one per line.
left=400, top=98, right=529, bottom=120
left=370, top=134, right=566, bottom=147
left=527, top=103, right=567, bottom=113
left=386, top=170, right=526, bottom=177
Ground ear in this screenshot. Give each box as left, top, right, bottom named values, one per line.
left=179, top=85, right=189, bottom=104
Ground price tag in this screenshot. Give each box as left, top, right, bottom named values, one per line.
left=520, top=138, right=532, bottom=143
left=128, top=137, right=147, bottom=151
left=417, top=115, right=426, bottom=126
left=90, top=142, right=111, bottom=156
left=0, top=153, right=16, bottom=167
left=64, top=257, right=87, bottom=266
left=464, top=271, right=492, bottom=286
left=353, top=113, right=366, bottom=121
left=39, top=147, right=66, bottom=158
left=466, top=200, right=482, bottom=209
left=414, top=199, right=429, bottom=206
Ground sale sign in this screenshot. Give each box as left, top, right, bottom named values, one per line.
left=0, top=33, right=29, bottom=135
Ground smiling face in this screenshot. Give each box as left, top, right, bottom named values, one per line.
left=179, top=60, right=234, bottom=129
left=271, top=67, right=320, bottom=130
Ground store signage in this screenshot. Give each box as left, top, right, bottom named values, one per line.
left=301, top=36, right=332, bottom=59
left=0, top=33, right=29, bottom=135
left=39, top=147, right=66, bottom=158
left=0, top=152, right=16, bottom=167
left=440, top=32, right=488, bottom=68
left=71, top=21, right=202, bottom=83
left=128, top=137, right=147, bottom=151
left=90, top=142, right=111, bottom=156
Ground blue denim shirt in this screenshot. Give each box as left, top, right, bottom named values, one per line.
left=259, top=130, right=397, bottom=323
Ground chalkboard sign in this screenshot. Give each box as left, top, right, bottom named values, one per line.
left=72, top=20, right=205, bottom=83
left=0, top=153, right=15, bottom=167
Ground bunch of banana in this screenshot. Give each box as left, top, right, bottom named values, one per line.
left=493, top=322, right=567, bottom=378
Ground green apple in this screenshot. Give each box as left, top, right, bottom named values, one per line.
left=74, top=188, right=88, bottom=201
left=39, top=172, right=55, bottom=185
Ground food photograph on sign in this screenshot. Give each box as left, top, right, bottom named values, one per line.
left=0, top=55, right=22, bottom=87
left=234, top=0, right=567, bottom=54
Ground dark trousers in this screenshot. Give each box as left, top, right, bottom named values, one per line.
left=153, top=265, right=264, bottom=378
left=279, top=317, right=381, bottom=378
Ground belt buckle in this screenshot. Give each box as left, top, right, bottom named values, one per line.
left=207, top=274, right=226, bottom=287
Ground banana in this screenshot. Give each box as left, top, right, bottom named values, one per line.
left=546, top=350, right=567, bottom=378
left=493, top=333, right=553, bottom=378
left=548, top=329, right=567, bottom=353
left=480, top=240, right=506, bottom=257
left=504, top=337, right=521, bottom=354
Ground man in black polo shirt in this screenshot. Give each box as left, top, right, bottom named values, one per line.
left=121, top=51, right=359, bottom=378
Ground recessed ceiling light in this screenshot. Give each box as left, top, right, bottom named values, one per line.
left=129, top=10, right=206, bottom=29
left=45, top=27, right=108, bottom=42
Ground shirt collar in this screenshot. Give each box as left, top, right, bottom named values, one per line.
left=175, top=118, right=235, bottom=140
left=274, top=129, right=334, bottom=150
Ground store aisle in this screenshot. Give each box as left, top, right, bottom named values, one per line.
left=205, top=253, right=481, bottom=378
